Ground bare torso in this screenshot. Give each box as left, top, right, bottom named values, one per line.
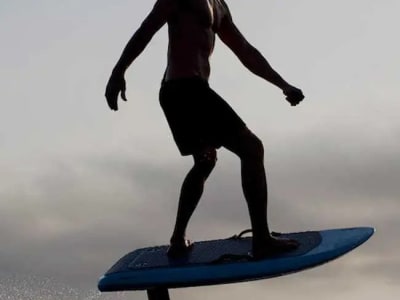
left=164, top=0, right=227, bottom=81
left=106, top=0, right=304, bottom=110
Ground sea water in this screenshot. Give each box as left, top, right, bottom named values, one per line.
left=0, top=272, right=136, bottom=300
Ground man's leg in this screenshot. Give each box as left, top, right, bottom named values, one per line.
left=168, top=147, right=217, bottom=257
left=223, top=128, right=298, bottom=258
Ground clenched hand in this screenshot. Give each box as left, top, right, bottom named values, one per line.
left=283, top=85, right=304, bottom=107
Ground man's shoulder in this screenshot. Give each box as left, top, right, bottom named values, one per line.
left=216, top=0, right=232, bottom=20
left=217, top=0, right=229, bottom=9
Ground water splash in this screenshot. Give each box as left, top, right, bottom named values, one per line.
left=0, top=272, right=133, bottom=300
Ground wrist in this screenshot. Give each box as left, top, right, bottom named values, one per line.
left=280, top=82, right=292, bottom=92
left=270, top=74, right=289, bottom=91
left=112, top=64, right=127, bottom=77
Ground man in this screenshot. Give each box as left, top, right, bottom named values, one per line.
left=105, top=0, right=304, bottom=259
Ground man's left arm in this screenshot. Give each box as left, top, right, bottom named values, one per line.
left=217, top=7, right=304, bottom=106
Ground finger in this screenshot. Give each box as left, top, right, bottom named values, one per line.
left=107, top=99, right=118, bottom=111
left=121, top=90, right=127, bottom=101
left=121, top=79, right=127, bottom=101
left=105, top=92, right=118, bottom=111
left=288, top=98, right=300, bottom=107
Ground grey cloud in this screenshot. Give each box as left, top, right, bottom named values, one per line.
left=1, top=121, right=397, bottom=291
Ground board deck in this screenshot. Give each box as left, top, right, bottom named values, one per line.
left=98, top=227, right=374, bottom=292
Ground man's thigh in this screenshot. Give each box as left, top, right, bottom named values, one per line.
left=222, top=127, right=264, bottom=159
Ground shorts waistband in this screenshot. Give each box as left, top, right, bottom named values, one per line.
left=161, top=76, right=209, bottom=87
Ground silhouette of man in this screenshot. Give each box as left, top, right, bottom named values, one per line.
left=105, top=0, right=304, bottom=259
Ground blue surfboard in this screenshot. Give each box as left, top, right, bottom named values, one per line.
left=98, top=227, right=374, bottom=292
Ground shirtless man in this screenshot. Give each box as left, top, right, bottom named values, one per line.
left=105, top=0, right=304, bottom=259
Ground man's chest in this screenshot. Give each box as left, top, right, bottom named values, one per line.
left=179, top=0, right=225, bottom=30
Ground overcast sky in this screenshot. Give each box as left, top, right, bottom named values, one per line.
left=0, top=1, right=399, bottom=299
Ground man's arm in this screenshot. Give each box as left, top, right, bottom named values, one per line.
left=217, top=4, right=304, bottom=105
left=105, top=0, right=176, bottom=110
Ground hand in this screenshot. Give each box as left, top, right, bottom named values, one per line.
left=283, top=85, right=304, bottom=106
left=105, top=71, right=127, bottom=111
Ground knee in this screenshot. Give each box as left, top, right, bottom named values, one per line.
left=241, top=132, right=264, bottom=161
left=193, top=148, right=217, bottom=175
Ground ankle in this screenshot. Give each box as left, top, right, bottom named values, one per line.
left=170, top=234, right=186, bottom=244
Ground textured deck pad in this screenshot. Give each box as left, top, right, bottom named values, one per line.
left=106, top=231, right=320, bottom=274
left=99, top=227, right=374, bottom=291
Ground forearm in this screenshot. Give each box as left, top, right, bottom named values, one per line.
left=112, top=27, right=154, bottom=75
left=239, top=45, right=289, bottom=90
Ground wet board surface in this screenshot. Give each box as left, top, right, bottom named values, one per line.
left=98, top=227, right=374, bottom=292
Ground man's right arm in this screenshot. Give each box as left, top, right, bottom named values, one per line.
left=112, top=0, right=176, bottom=74
left=106, top=0, right=177, bottom=110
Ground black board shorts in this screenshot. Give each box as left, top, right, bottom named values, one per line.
left=159, top=77, right=246, bottom=156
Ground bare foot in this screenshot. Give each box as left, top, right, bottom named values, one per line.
left=167, top=239, right=193, bottom=258
left=252, top=236, right=299, bottom=259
